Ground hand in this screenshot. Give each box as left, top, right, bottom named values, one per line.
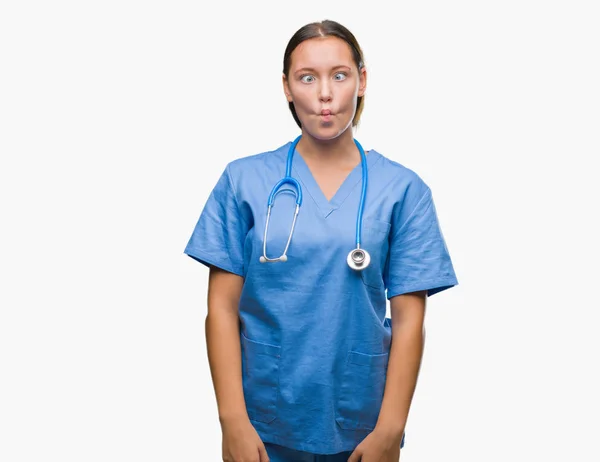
left=347, top=426, right=403, bottom=462
left=221, top=415, right=270, bottom=462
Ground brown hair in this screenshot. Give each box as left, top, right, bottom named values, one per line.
left=283, top=20, right=366, bottom=129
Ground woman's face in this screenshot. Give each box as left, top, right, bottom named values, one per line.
left=283, top=36, right=366, bottom=141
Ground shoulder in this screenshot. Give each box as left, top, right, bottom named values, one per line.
left=370, top=149, right=431, bottom=203
left=225, top=141, right=289, bottom=180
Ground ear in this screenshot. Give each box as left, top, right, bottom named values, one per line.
left=357, top=66, right=367, bottom=97
left=282, top=73, right=293, bottom=102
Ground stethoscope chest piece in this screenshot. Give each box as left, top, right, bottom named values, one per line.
left=347, top=247, right=370, bottom=271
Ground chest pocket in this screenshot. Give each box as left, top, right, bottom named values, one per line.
left=360, top=219, right=391, bottom=290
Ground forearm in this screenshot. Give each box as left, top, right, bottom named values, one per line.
left=375, top=304, right=425, bottom=437
left=205, top=307, right=247, bottom=423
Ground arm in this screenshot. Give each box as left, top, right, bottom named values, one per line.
left=375, top=290, right=427, bottom=440
left=205, top=265, right=247, bottom=423
left=206, top=266, right=271, bottom=461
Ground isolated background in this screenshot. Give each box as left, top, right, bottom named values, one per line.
left=1, top=1, right=599, bottom=461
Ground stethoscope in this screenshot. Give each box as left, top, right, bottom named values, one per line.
left=259, top=135, right=370, bottom=271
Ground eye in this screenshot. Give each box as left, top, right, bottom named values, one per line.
left=300, top=75, right=315, bottom=83
left=334, top=72, right=347, bottom=81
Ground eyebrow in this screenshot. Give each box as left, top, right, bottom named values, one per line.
left=293, top=65, right=352, bottom=75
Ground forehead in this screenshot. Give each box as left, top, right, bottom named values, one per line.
left=290, top=36, right=355, bottom=70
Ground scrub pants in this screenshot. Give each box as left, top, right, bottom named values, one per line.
left=264, top=443, right=352, bottom=462
left=265, top=434, right=405, bottom=461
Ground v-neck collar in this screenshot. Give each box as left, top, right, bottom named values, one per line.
left=289, top=143, right=382, bottom=218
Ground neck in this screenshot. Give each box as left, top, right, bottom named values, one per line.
left=296, top=128, right=361, bottom=166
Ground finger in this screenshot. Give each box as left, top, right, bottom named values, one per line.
left=258, top=442, right=270, bottom=462
left=347, top=448, right=361, bottom=462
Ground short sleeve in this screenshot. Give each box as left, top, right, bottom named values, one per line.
left=384, top=186, right=458, bottom=298
left=183, top=165, right=249, bottom=276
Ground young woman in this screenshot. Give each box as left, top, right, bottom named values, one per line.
left=184, top=19, right=458, bottom=462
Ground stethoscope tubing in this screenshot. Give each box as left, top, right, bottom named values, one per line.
left=261, top=135, right=369, bottom=267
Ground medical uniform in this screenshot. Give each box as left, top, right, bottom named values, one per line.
left=184, top=140, right=458, bottom=455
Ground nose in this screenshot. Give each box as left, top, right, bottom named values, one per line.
left=318, top=82, right=332, bottom=102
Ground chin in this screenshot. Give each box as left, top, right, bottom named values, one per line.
left=304, top=123, right=351, bottom=141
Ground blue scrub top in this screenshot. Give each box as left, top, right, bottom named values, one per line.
left=184, top=141, right=458, bottom=454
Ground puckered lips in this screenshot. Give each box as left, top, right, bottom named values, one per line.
left=320, top=109, right=333, bottom=122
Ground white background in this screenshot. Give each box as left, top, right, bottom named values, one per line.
left=1, top=1, right=599, bottom=461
